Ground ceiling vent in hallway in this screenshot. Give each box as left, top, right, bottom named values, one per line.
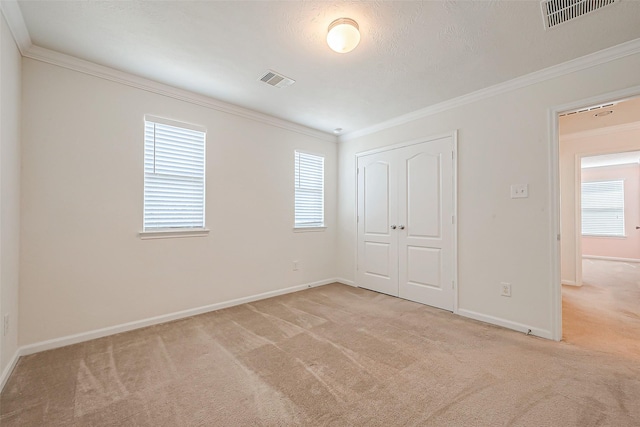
left=258, top=70, right=295, bottom=88
left=541, top=0, right=617, bottom=29
left=559, top=102, right=616, bottom=117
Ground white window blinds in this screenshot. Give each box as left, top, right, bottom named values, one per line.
left=581, top=180, right=624, bottom=237
left=295, top=151, right=324, bottom=228
left=144, top=116, right=206, bottom=230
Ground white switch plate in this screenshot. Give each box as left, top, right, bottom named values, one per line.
left=501, top=282, right=512, bottom=297
left=510, top=184, right=528, bottom=199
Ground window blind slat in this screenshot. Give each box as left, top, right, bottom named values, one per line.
left=144, top=120, right=206, bottom=230
left=295, top=151, right=324, bottom=228
left=581, top=180, right=624, bottom=236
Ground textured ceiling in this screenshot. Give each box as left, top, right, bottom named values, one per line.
left=17, top=0, right=640, bottom=135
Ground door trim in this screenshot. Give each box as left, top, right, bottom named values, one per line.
left=573, top=147, right=640, bottom=287
left=355, top=130, right=459, bottom=314
left=549, top=84, right=640, bottom=342
left=356, top=131, right=458, bottom=158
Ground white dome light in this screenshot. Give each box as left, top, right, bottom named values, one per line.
left=327, top=18, right=360, bottom=54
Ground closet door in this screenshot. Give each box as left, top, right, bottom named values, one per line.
left=356, top=151, right=399, bottom=296
left=397, top=137, right=455, bottom=310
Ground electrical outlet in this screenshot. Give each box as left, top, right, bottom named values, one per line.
left=510, top=184, right=528, bottom=199
left=293, top=261, right=299, bottom=271
left=501, top=282, right=512, bottom=297
left=3, top=314, right=9, bottom=336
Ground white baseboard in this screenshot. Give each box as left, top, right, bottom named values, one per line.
left=0, top=349, right=21, bottom=392
left=457, top=308, right=553, bottom=340
left=20, top=278, right=338, bottom=356
left=561, top=280, right=580, bottom=286
left=583, top=255, right=640, bottom=263
left=335, top=278, right=356, bottom=287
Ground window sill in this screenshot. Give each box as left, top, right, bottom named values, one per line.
left=139, top=228, right=210, bottom=240
left=582, top=234, right=626, bottom=239
left=293, top=226, right=327, bottom=233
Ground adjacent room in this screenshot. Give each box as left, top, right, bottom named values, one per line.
left=1, top=0, right=640, bottom=425
left=559, top=97, right=640, bottom=359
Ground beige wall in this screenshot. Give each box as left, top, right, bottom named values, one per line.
left=19, top=58, right=337, bottom=346
left=338, top=53, right=640, bottom=337
left=0, top=13, right=22, bottom=375
left=582, top=164, right=640, bottom=260
left=560, top=125, right=640, bottom=284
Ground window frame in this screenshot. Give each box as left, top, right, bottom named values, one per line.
left=139, top=115, right=209, bottom=240
left=294, top=150, right=326, bottom=232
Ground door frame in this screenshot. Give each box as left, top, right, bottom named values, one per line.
left=573, top=148, right=640, bottom=287
left=549, top=85, right=640, bottom=341
left=354, top=130, right=459, bottom=313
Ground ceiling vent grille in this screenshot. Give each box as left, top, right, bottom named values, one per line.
left=258, top=70, right=295, bottom=88
left=541, top=0, right=617, bottom=29
left=559, top=102, right=616, bottom=117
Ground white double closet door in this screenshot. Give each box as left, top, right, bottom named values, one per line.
left=356, top=136, right=456, bottom=311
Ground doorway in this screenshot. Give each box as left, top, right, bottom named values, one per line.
left=558, top=96, right=640, bottom=357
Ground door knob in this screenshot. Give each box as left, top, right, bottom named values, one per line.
left=391, top=225, right=397, bottom=229
left=398, top=225, right=405, bottom=230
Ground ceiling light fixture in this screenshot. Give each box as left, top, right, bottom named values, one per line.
left=327, top=18, right=360, bottom=53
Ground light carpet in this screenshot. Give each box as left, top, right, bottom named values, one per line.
left=2, top=283, right=639, bottom=426
left=563, top=258, right=640, bottom=359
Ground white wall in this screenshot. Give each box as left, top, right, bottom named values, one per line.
left=19, top=58, right=337, bottom=346
left=560, top=124, right=640, bottom=284
left=338, top=53, right=640, bottom=337
left=0, top=13, right=22, bottom=375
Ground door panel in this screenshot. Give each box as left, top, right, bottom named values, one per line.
left=363, top=242, right=391, bottom=279
left=398, top=138, right=455, bottom=310
left=357, top=136, right=455, bottom=310
left=407, top=246, right=441, bottom=290
left=364, top=162, right=391, bottom=234
left=357, top=153, right=398, bottom=296
left=407, top=153, right=441, bottom=238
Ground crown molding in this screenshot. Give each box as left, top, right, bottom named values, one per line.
left=341, top=37, right=640, bottom=142
left=2, top=0, right=334, bottom=142
left=0, top=0, right=32, bottom=54
left=23, top=45, right=337, bottom=143
left=560, top=120, right=640, bottom=142
left=5, top=0, right=639, bottom=144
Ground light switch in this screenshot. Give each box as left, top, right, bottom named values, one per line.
left=510, top=184, right=528, bottom=199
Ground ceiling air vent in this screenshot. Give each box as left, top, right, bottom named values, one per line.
left=541, top=0, right=617, bottom=29
left=559, top=102, right=616, bottom=117
left=258, top=70, right=295, bottom=88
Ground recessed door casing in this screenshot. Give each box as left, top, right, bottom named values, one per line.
left=357, top=136, right=455, bottom=311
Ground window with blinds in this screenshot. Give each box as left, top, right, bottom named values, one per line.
left=581, top=179, right=624, bottom=237
left=294, top=151, right=324, bottom=228
left=143, top=116, right=206, bottom=230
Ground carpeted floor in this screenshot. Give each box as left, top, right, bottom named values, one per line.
left=2, top=283, right=640, bottom=426
left=563, top=259, right=640, bottom=359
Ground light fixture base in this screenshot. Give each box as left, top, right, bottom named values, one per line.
left=327, top=18, right=361, bottom=54
left=328, top=18, right=359, bottom=33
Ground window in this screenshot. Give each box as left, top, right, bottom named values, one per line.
left=143, top=116, right=206, bottom=232
left=294, top=151, right=324, bottom=228
left=581, top=180, right=624, bottom=237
